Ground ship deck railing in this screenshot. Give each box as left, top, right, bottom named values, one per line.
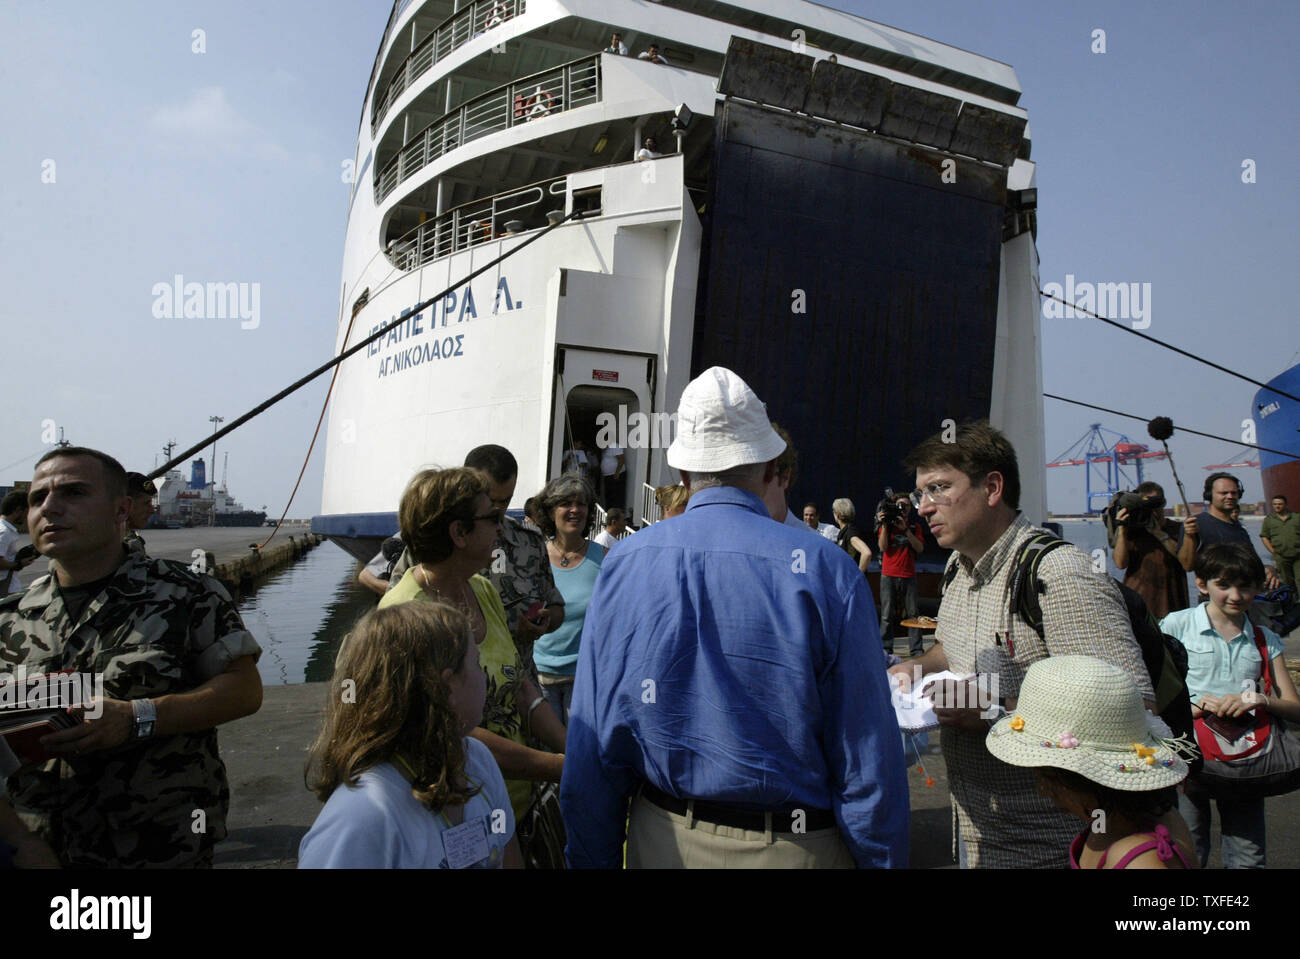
left=637, top=482, right=663, bottom=527
left=376, top=53, right=600, bottom=204
left=373, top=0, right=528, bottom=134
left=385, top=172, right=570, bottom=270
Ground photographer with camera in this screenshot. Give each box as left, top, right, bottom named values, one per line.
left=876, top=489, right=925, bottom=656
left=1111, top=481, right=1197, bottom=619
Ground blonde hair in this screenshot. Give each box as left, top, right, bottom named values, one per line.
left=399, top=467, right=489, bottom=564
left=655, top=484, right=689, bottom=512
left=305, top=603, right=479, bottom=810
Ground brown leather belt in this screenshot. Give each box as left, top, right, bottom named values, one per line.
left=639, top=782, right=836, bottom=833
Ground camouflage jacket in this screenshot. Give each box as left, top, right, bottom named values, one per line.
left=389, top=516, right=563, bottom=674
left=0, top=549, right=261, bottom=868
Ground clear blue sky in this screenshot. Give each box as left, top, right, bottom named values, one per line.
left=1, top=1, right=1295, bottom=516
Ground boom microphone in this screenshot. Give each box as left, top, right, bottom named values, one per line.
left=1148, top=417, right=1190, bottom=516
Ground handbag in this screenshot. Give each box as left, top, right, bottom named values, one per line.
left=1191, top=623, right=1300, bottom=801
left=517, top=781, right=567, bottom=869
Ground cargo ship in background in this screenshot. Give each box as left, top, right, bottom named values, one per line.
left=1254, top=362, right=1300, bottom=506
left=313, top=0, right=1045, bottom=566
left=152, top=457, right=267, bottom=528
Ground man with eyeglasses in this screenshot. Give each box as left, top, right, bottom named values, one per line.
left=388, top=445, right=564, bottom=677
left=887, top=422, right=1153, bottom=869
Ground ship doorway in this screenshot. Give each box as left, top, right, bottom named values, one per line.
left=550, top=348, right=657, bottom=515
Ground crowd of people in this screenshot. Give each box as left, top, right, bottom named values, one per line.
left=3, top=366, right=1298, bottom=871
left=301, top=366, right=1299, bottom=870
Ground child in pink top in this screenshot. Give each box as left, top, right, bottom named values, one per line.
left=986, top=655, right=1198, bottom=869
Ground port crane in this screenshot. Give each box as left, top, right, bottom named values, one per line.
left=1047, top=423, right=1169, bottom=514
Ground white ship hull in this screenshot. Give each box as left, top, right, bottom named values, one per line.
left=315, top=0, right=1046, bottom=558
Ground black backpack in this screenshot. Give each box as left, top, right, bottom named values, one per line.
left=945, top=533, right=1200, bottom=775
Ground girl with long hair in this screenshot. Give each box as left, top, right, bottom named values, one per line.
left=299, top=602, right=520, bottom=868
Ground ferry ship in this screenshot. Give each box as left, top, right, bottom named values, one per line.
left=314, top=0, right=1045, bottom=562
left=154, top=458, right=268, bottom=528
left=1254, top=363, right=1300, bottom=506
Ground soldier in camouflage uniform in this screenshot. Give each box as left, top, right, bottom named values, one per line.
left=389, top=445, right=563, bottom=677
left=0, top=448, right=262, bottom=868
left=122, top=472, right=156, bottom=555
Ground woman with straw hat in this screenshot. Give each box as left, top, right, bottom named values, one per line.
left=986, top=655, right=1198, bottom=869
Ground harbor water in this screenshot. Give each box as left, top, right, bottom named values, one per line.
left=241, top=517, right=1276, bottom=686
left=239, top=542, right=374, bottom=687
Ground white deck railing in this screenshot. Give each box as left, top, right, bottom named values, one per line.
left=374, top=0, right=528, bottom=133
left=384, top=173, right=568, bottom=269
left=375, top=54, right=600, bottom=203
left=638, top=482, right=662, bottom=528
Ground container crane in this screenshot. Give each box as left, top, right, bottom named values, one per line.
left=1047, top=423, right=1168, bottom=514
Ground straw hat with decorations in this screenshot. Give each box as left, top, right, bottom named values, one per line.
left=986, top=655, right=1192, bottom=790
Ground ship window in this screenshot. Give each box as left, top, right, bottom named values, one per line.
left=573, top=186, right=602, bottom=217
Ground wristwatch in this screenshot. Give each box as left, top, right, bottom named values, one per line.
left=131, top=698, right=157, bottom=740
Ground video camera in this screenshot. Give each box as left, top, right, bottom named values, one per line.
left=875, top=487, right=906, bottom=531
left=1114, top=490, right=1165, bottom=528
left=1102, top=489, right=1166, bottom=548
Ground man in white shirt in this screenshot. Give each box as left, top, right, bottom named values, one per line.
left=635, top=136, right=664, bottom=162
left=638, top=43, right=668, bottom=65
left=599, top=444, right=626, bottom=508
left=0, top=490, right=34, bottom=594
left=604, top=32, right=628, bottom=55
left=592, top=509, right=627, bottom=549
left=802, top=502, right=839, bottom=540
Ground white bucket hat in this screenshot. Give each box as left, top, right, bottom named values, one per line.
left=986, top=655, right=1191, bottom=791
left=666, top=367, right=787, bottom=473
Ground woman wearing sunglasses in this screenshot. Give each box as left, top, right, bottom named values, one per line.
left=380, top=467, right=567, bottom=826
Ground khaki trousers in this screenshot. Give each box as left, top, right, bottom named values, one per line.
left=625, top=793, right=855, bottom=869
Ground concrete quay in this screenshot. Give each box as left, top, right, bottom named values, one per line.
left=212, top=674, right=1300, bottom=869
left=17, top=523, right=322, bottom=597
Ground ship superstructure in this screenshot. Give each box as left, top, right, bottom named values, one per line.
left=316, top=0, right=1043, bottom=560
left=155, top=458, right=267, bottom=527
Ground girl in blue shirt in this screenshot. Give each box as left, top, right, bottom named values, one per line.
left=300, top=602, right=521, bottom=868
left=1159, top=544, right=1300, bottom=868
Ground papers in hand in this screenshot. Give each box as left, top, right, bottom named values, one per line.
left=890, top=670, right=969, bottom=732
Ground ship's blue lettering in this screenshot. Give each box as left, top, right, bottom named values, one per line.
left=443, top=291, right=458, bottom=324
left=386, top=321, right=399, bottom=347
left=459, top=288, right=477, bottom=322
left=411, top=311, right=423, bottom=335
left=494, top=278, right=515, bottom=313
left=454, top=334, right=464, bottom=355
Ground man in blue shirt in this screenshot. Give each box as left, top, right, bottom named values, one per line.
left=560, top=367, right=908, bottom=868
